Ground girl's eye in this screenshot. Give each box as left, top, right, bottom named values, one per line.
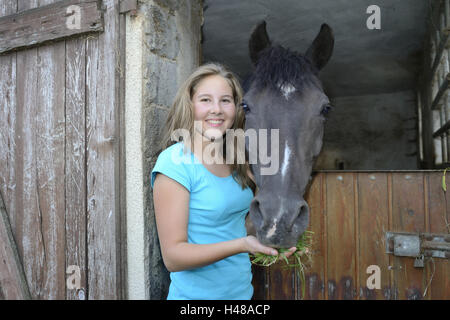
left=200, top=98, right=210, bottom=102
left=222, top=99, right=232, bottom=104
left=320, top=104, right=333, bottom=116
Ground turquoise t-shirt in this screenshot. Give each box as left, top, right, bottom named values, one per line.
left=151, top=142, right=254, bottom=300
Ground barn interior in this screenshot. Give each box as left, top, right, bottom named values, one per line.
left=201, top=0, right=431, bottom=170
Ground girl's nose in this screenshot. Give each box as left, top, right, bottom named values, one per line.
left=210, top=99, right=222, bottom=113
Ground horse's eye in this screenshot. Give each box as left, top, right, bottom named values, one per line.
left=241, top=102, right=250, bottom=113
left=321, top=104, right=333, bottom=116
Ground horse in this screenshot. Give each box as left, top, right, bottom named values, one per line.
left=244, top=21, right=334, bottom=248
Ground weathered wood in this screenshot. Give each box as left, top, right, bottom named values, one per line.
left=267, top=257, right=295, bottom=300
left=85, top=0, right=122, bottom=299
left=426, top=172, right=450, bottom=299
left=0, top=191, right=31, bottom=299
left=251, top=265, right=267, bottom=300
left=0, top=0, right=125, bottom=300
left=253, top=171, right=450, bottom=300
left=65, top=35, right=87, bottom=300
left=303, top=172, right=326, bottom=300
left=0, top=0, right=103, bottom=54
left=15, top=0, right=42, bottom=297
left=35, top=6, right=67, bottom=297
left=357, top=173, right=391, bottom=299
left=119, top=0, right=137, bottom=14
left=432, top=118, right=450, bottom=137
left=0, top=3, right=23, bottom=302
left=117, top=9, right=128, bottom=300
left=391, top=173, right=425, bottom=300
left=0, top=0, right=17, bottom=246
left=431, top=73, right=450, bottom=111
left=326, top=173, right=356, bottom=300
left=430, top=35, right=450, bottom=85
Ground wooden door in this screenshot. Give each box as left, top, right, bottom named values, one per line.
left=252, top=171, right=450, bottom=300
left=0, top=0, right=128, bottom=299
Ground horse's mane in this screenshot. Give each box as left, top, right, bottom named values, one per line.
left=245, top=45, right=321, bottom=93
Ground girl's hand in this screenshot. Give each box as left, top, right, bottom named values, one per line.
left=243, top=235, right=297, bottom=258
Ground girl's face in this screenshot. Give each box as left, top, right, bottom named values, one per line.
left=192, top=75, right=236, bottom=142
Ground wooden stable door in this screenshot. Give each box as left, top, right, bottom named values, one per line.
left=0, top=0, right=130, bottom=299
left=252, top=171, right=450, bottom=300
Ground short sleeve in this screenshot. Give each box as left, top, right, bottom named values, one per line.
left=151, top=144, right=193, bottom=192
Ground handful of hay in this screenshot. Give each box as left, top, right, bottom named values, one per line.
left=250, top=230, right=314, bottom=298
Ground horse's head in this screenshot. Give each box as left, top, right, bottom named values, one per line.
left=244, top=21, right=334, bottom=248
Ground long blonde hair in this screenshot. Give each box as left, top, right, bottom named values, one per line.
left=158, top=63, right=255, bottom=193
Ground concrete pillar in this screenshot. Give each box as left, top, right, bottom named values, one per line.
left=125, top=0, right=202, bottom=299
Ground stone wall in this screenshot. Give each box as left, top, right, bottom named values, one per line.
left=135, top=0, right=202, bottom=299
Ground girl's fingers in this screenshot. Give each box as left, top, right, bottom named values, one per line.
left=284, top=247, right=297, bottom=258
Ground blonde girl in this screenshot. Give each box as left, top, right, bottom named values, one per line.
left=151, top=63, right=295, bottom=300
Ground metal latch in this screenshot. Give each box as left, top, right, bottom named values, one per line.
left=385, top=231, right=450, bottom=259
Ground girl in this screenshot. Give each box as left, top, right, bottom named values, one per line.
left=151, top=63, right=296, bottom=300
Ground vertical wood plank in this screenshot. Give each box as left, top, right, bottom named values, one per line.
left=86, top=0, right=121, bottom=299
left=303, top=172, right=325, bottom=300
left=391, top=172, right=426, bottom=300
left=0, top=0, right=17, bottom=242
left=251, top=265, right=266, bottom=299
left=267, top=262, right=295, bottom=300
left=357, top=172, right=391, bottom=299
left=65, top=36, right=87, bottom=300
left=35, top=39, right=66, bottom=299
left=426, top=172, right=450, bottom=299
left=15, top=0, right=41, bottom=299
left=32, top=0, right=66, bottom=299
left=117, top=9, right=128, bottom=301
left=326, top=172, right=356, bottom=300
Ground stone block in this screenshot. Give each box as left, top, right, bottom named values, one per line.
left=143, top=53, right=178, bottom=107
left=144, top=4, right=179, bottom=60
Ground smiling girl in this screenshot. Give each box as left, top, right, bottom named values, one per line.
left=151, top=63, right=295, bottom=300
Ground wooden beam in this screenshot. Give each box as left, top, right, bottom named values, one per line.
left=430, top=33, right=449, bottom=83
left=119, top=0, right=137, bottom=14
left=433, top=118, right=450, bottom=137
left=431, top=73, right=450, bottom=110
left=0, top=191, right=31, bottom=300
left=0, top=0, right=103, bottom=54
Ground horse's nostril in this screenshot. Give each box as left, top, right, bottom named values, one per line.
left=250, top=199, right=263, bottom=228
left=288, top=202, right=309, bottom=231
left=300, top=203, right=309, bottom=217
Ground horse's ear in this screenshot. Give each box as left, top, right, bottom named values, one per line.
left=305, top=24, right=334, bottom=71
left=249, top=21, right=271, bottom=66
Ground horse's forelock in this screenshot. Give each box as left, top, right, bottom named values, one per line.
left=249, top=45, right=319, bottom=93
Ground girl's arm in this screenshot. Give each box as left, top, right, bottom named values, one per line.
left=153, top=173, right=279, bottom=272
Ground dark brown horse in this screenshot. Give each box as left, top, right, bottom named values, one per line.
left=244, top=21, right=334, bottom=248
